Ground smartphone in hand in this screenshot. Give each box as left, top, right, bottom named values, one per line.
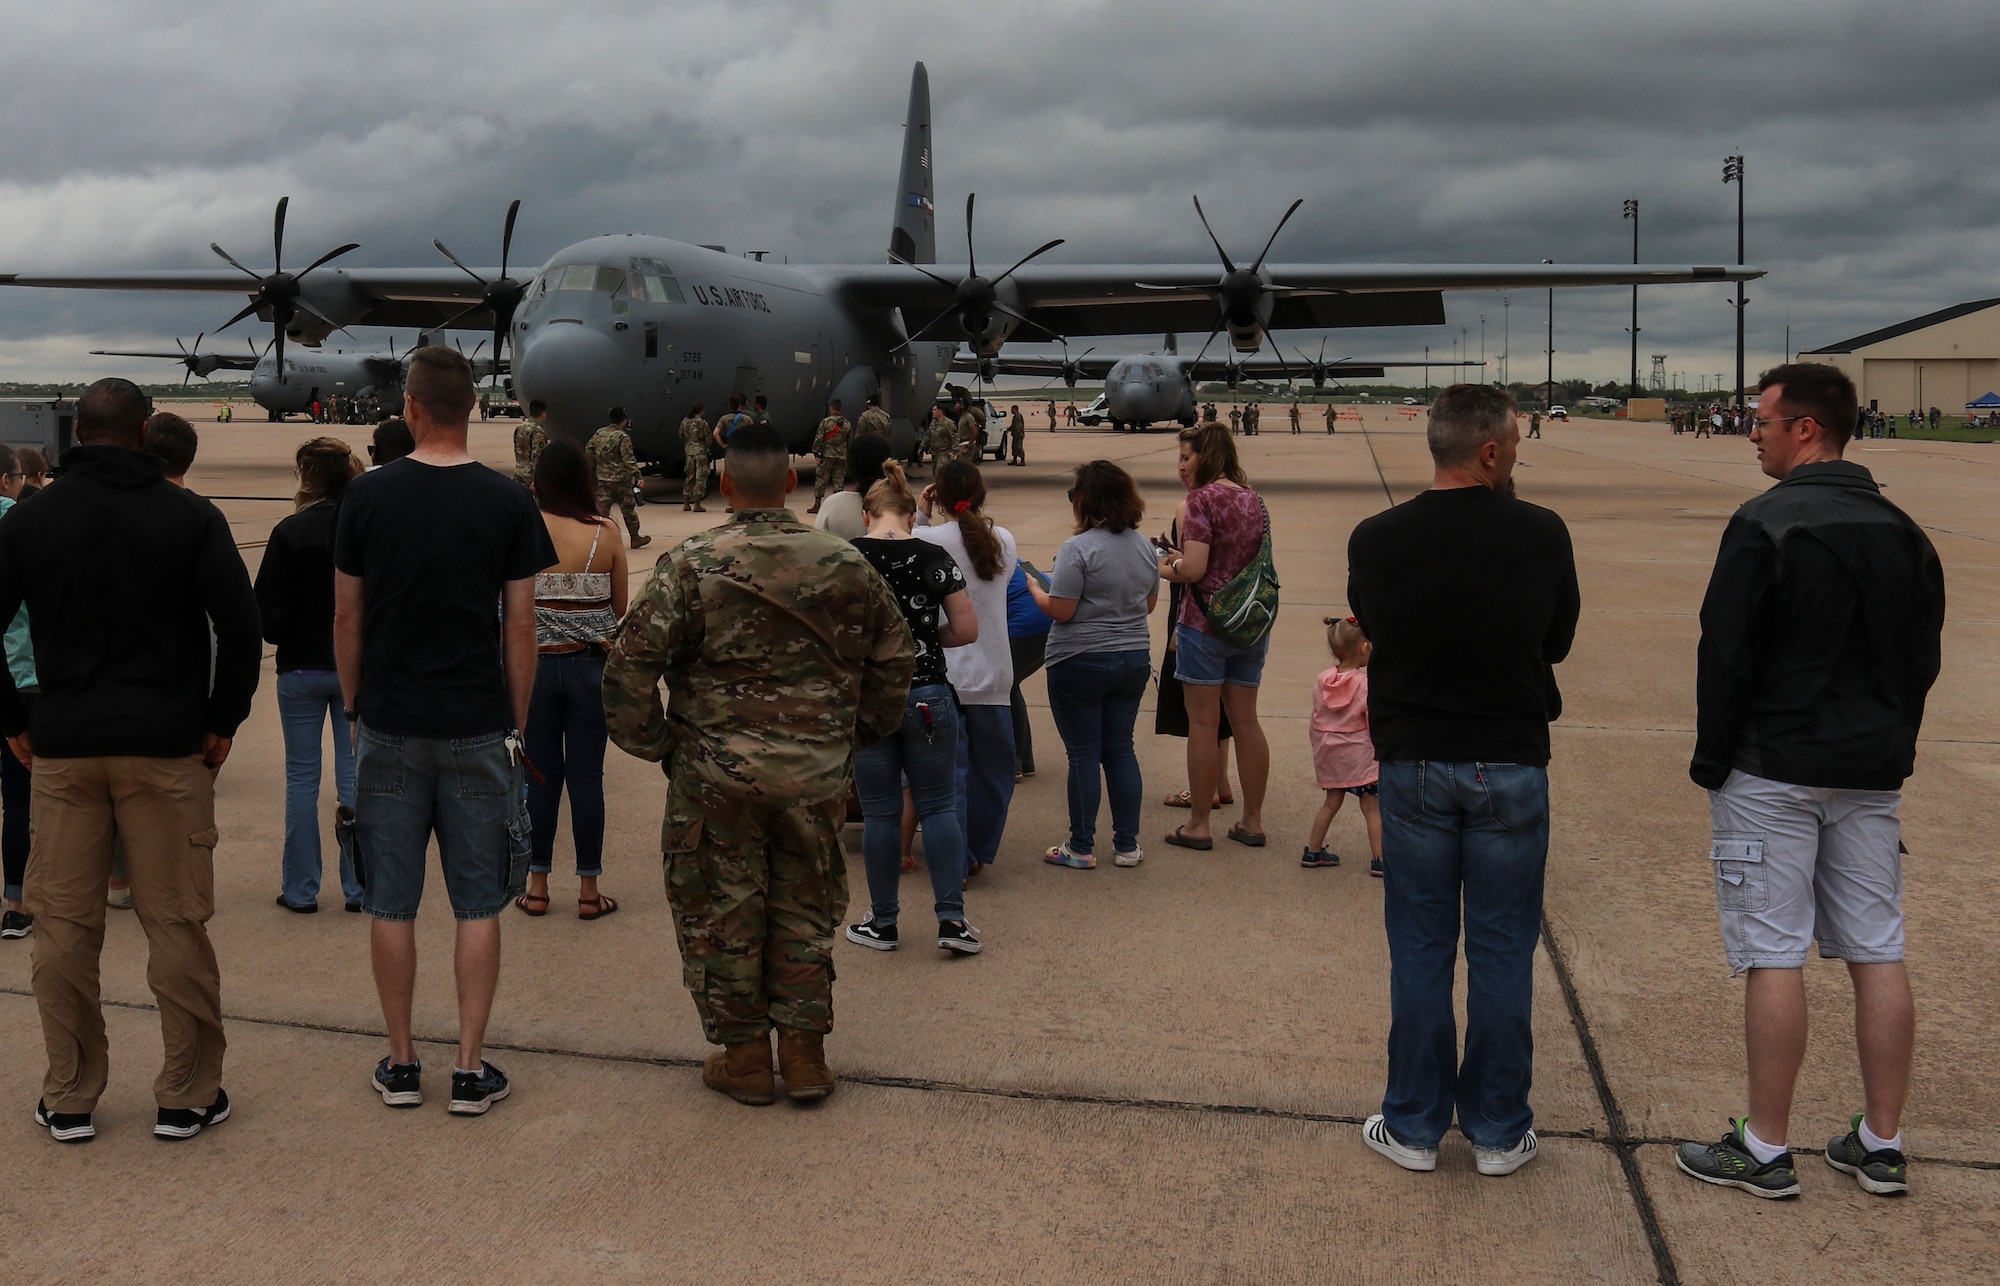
left=1018, top=558, right=1050, bottom=589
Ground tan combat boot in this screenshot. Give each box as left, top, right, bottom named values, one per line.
left=690, top=503, right=707, bottom=513
left=702, top=1033, right=775, bottom=1106
left=776, top=1028, right=835, bottom=1101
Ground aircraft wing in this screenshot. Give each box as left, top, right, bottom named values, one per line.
left=2, top=268, right=499, bottom=332
left=87, top=348, right=261, bottom=371
left=820, top=261, right=1759, bottom=338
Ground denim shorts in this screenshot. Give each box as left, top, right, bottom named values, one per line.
left=1174, top=622, right=1269, bottom=688
left=1706, top=769, right=1904, bottom=972
left=354, top=724, right=529, bottom=921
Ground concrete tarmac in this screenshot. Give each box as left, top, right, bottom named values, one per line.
left=5, top=406, right=1995, bottom=1283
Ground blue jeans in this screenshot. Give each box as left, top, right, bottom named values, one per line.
left=277, top=670, right=359, bottom=906
left=1045, top=650, right=1150, bottom=855
left=354, top=725, right=528, bottom=921
left=956, top=704, right=1017, bottom=870
left=854, top=684, right=965, bottom=925
left=1378, top=761, right=1549, bottom=1150
left=524, top=649, right=608, bottom=877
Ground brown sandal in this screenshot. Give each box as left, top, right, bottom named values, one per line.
left=578, top=894, right=619, bottom=921
left=1164, top=789, right=1193, bottom=808
left=514, top=892, right=549, bottom=917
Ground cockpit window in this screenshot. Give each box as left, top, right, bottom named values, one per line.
left=628, top=257, right=686, bottom=305
left=551, top=263, right=628, bottom=293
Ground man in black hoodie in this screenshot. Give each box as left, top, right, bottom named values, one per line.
left=0, top=378, right=260, bottom=1145
left=1676, top=364, right=1944, bottom=1201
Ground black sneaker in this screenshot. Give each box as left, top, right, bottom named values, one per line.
left=1825, top=1114, right=1910, bottom=1196
left=0, top=909, right=31, bottom=939
left=1369, top=857, right=1384, bottom=878
left=154, top=1089, right=230, bottom=1140
left=938, top=920, right=982, bottom=955
left=449, top=1061, right=510, bottom=1116
left=845, top=919, right=898, bottom=951
left=373, top=1057, right=422, bottom=1108
left=1301, top=847, right=1339, bottom=868
left=1675, top=1118, right=1800, bottom=1198
left=34, top=1098, right=94, bottom=1143
left=274, top=895, right=318, bottom=914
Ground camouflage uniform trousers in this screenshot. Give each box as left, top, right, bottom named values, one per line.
left=925, top=427, right=958, bottom=473
left=811, top=453, right=847, bottom=510
left=597, top=480, right=642, bottom=540
left=682, top=451, right=709, bottom=507
left=660, top=768, right=849, bottom=1044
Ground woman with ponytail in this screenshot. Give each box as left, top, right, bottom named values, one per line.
left=257, top=436, right=366, bottom=912
left=916, top=459, right=1019, bottom=881
left=845, top=461, right=984, bottom=954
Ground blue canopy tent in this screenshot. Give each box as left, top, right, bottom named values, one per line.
left=1967, top=392, right=2000, bottom=409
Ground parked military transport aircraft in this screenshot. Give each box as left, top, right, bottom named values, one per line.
left=88, top=334, right=502, bottom=419
left=3, top=62, right=1760, bottom=471
left=955, top=337, right=1482, bottom=429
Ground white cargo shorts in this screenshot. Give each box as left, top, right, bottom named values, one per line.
left=1706, top=769, right=1904, bottom=973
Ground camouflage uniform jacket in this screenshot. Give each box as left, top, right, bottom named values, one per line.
left=856, top=406, right=893, bottom=439
left=588, top=424, right=639, bottom=483
left=679, top=416, right=710, bottom=458
left=512, top=422, right=547, bottom=484
left=812, top=414, right=851, bottom=460
left=956, top=411, right=981, bottom=457
left=925, top=415, right=958, bottom=463
left=603, top=510, right=915, bottom=807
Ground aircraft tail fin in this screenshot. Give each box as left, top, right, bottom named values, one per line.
left=1165, top=333, right=1177, bottom=354
left=888, top=62, right=934, bottom=265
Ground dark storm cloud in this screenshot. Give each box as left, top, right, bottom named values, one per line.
left=2, top=0, right=1995, bottom=383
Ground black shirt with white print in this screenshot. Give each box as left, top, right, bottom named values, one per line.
left=855, top=536, right=966, bottom=690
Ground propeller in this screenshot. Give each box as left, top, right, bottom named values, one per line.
left=1059, top=343, right=1096, bottom=389
left=210, top=196, right=360, bottom=382
left=1288, top=337, right=1351, bottom=389
left=1142, top=194, right=1305, bottom=366
left=434, top=199, right=526, bottom=389
left=892, top=193, right=1066, bottom=351
left=174, top=333, right=209, bottom=385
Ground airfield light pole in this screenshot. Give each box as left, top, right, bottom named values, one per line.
left=1623, top=199, right=1640, bottom=398
left=1542, top=259, right=1555, bottom=408
left=1502, top=295, right=1510, bottom=387
left=1479, top=314, right=1486, bottom=383
left=1724, top=155, right=1746, bottom=415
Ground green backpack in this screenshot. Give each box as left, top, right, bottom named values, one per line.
left=1195, top=496, right=1280, bottom=649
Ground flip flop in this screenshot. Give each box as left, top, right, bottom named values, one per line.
left=514, top=892, right=549, bottom=917
left=1163, top=826, right=1213, bottom=851
left=1226, top=826, right=1267, bottom=848
left=578, top=894, right=619, bottom=922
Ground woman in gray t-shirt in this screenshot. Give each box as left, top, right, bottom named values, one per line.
left=1027, top=461, right=1158, bottom=869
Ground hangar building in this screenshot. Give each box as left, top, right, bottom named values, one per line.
left=1802, top=297, right=2000, bottom=411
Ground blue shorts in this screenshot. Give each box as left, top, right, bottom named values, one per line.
left=354, top=725, right=529, bottom=921
left=1345, top=783, right=1379, bottom=798
left=1174, top=623, right=1269, bottom=688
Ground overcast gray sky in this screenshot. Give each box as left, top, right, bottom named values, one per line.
left=2, top=0, right=1995, bottom=389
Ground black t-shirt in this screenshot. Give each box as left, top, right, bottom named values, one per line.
left=1346, top=486, right=1579, bottom=767
left=855, top=535, right=966, bottom=689
left=334, top=458, right=556, bottom=737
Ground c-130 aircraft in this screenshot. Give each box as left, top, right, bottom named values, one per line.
left=4, top=63, right=1760, bottom=471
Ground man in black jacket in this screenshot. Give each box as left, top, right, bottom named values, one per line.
left=0, top=378, right=261, bottom=1145
left=1676, top=363, right=1944, bottom=1201
left=1347, top=384, right=1579, bottom=1180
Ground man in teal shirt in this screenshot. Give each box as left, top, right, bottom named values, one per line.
left=0, top=444, right=36, bottom=939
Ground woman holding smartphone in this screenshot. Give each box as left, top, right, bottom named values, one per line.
left=1027, top=461, right=1157, bottom=869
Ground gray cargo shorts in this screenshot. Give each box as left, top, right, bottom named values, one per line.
left=1706, top=769, right=1904, bottom=973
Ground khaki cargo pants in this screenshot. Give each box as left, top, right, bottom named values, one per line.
left=26, top=756, right=224, bottom=1113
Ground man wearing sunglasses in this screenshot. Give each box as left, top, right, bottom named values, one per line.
left=1677, top=363, right=1945, bottom=1200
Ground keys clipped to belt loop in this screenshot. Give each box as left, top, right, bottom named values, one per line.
left=505, top=730, right=546, bottom=784
left=916, top=701, right=935, bottom=745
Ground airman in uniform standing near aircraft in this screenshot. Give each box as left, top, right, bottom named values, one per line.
left=1326, top=402, right=1338, bottom=434
left=808, top=400, right=851, bottom=514
left=856, top=394, right=892, bottom=441
left=588, top=408, right=651, bottom=550
left=1007, top=405, right=1027, bottom=466
left=512, top=401, right=549, bottom=486
left=1244, top=403, right=1261, bottom=435
left=957, top=400, right=982, bottom=462
left=1228, top=405, right=1242, bottom=434
left=925, top=405, right=958, bottom=473
left=1289, top=402, right=1302, bottom=434
left=679, top=401, right=711, bottom=512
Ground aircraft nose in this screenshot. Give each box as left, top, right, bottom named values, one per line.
left=513, top=322, right=623, bottom=435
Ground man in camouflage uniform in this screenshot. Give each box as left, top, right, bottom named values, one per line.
left=956, top=400, right=982, bottom=463
left=925, top=405, right=958, bottom=474
left=807, top=399, right=850, bottom=515
left=856, top=393, right=892, bottom=442
left=512, top=399, right=550, bottom=486
left=1326, top=402, right=1339, bottom=434
left=603, top=422, right=913, bottom=1106
left=1047, top=399, right=1059, bottom=433
left=1244, top=402, right=1261, bottom=435
left=588, top=407, right=651, bottom=549
left=679, top=400, right=711, bottom=512
left=1289, top=402, right=1303, bottom=434
left=1006, top=404, right=1027, bottom=466
left=752, top=394, right=771, bottom=426
left=1228, top=405, right=1242, bottom=434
